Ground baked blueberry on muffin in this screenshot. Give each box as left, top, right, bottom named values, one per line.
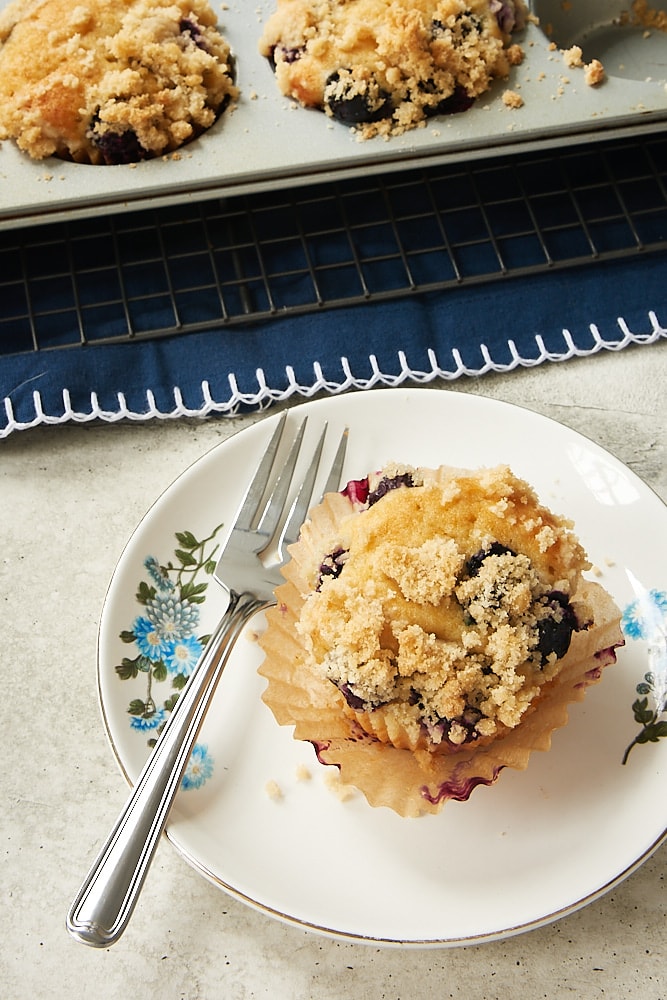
left=259, top=464, right=624, bottom=815
left=0, top=0, right=237, bottom=163
left=259, top=0, right=527, bottom=138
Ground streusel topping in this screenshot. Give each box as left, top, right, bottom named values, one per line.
left=259, top=0, right=527, bottom=138
left=296, top=464, right=592, bottom=749
left=0, top=0, right=236, bottom=162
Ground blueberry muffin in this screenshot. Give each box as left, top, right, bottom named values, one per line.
left=0, top=0, right=237, bottom=163
left=259, top=464, right=623, bottom=815
left=259, top=0, right=527, bottom=137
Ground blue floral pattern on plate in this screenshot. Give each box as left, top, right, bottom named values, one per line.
left=620, top=586, right=667, bottom=764
left=114, top=524, right=225, bottom=790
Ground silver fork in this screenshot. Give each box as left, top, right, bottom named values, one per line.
left=66, top=413, right=347, bottom=949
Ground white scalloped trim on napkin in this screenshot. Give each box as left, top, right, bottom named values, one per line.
left=2, top=313, right=665, bottom=437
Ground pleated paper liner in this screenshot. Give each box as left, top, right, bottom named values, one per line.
left=258, top=492, right=623, bottom=818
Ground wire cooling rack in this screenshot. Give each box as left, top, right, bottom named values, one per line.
left=2, top=132, right=666, bottom=358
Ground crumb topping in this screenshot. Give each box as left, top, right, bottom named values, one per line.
left=265, top=778, right=283, bottom=799
left=584, top=58, right=605, bottom=87
left=0, top=0, right=237, bottom=161
left=502, top=88, right=523, bottom=107
left=378, top=536, right=464, bottom=604
left=560, top=44, right=605, bottom=87
left=296, top=464, right=591, bottom=749
left=259, top=0, right=527, bottom=138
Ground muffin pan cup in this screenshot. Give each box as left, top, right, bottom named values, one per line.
left=1, top=0, right=666, bottom=229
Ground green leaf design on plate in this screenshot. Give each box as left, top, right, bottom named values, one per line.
left=114, top=523, right=224, bottom=756
left=175, top=530, right=199, bottom=550
left=620, top=587, right=667, bottom=764
left=622, top=671, right=667, bottom=765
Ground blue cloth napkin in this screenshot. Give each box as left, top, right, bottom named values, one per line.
left=2, top=252, right=666, bottom=437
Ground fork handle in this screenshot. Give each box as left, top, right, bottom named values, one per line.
left=66, top=591, right=267, bottom=948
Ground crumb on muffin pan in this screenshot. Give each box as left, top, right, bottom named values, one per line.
left=1, top=0, right=666, bottom=227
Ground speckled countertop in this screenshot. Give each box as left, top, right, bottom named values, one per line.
left=1, top=343, right=665, bottom=1000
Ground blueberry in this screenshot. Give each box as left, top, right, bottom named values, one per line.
left=493, top=1, right=518, bottom=34
left=337, top=682, right=368, bottom=711
left=447, top=705, right=484, bottom=743
left=324, top=70, right=392, bottom=125
left=425, top=705, right=485, bottom=747
left=89, top=114, right=149, bottom=164
left=432, top=85, right=475, bottom=116
left=179, top=17, right=208, bottom=51
left=455, top=11, right=483, bottom=36
left=267, top=44, right=304, bottom=72
left=317, top=547, right=349, bottom=589
left=535, top=591, right=580, bottom=665
left=279, top=45, right=304, bottom=64
left=465, top=542, right=516, bottom=578
left=367, top=472, right=414, bottom=507
left=432, top=11, right=482, bottom=39
left=461, top=705, right=483, bottom=727
left=415, top=691, right=486, bottom=747
left=419, top=82, right=475, bottom=117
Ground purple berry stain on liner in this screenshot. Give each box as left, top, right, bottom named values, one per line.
left=574, top=644, right=621, bottom=689
left=337, top=682, right=368, bottom=711
left=421, top=766, right=504, bottom=805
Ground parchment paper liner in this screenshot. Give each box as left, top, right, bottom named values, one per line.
left=259, top=492, right=623, bottom=818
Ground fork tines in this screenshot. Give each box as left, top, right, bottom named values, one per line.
left=237, top=412, right=348, bottom=552
left=280, top=424, right=349, bottom=552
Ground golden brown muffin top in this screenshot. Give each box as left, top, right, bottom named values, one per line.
left=296, top=464, right=591, bottom=747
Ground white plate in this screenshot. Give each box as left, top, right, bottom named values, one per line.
left=98, top=388, right=667, bottom=946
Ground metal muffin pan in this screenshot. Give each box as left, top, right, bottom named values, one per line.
left=533, top=0, right=667, bottom=80
left=1, top=0, right=666, bottom=229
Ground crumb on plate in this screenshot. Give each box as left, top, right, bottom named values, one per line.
left=265, top=779, right=283, bottom=800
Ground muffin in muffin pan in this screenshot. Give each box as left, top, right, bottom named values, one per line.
left=259, top=0, right=528, bottom=137
left=1, top=0, right=666, bottom=224
left=0, top=0, right=237, bottom=162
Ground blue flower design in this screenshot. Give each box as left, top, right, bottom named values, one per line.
left=164, top=634, right=204, bottom=676
left=181, top=743, right=214, bottom=790
left=621, top=589, right=667, bottom=641
left=144, top=555, right=175, bottom=593
left=145, top=593, right=200, bottom=640
left=621, top=585, right=667, bottom=764
left=130, top=707, right=167, bottom=732
left=116, top=523, right=224, bottom=776
left=133, top=615, right=171, bottom=662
